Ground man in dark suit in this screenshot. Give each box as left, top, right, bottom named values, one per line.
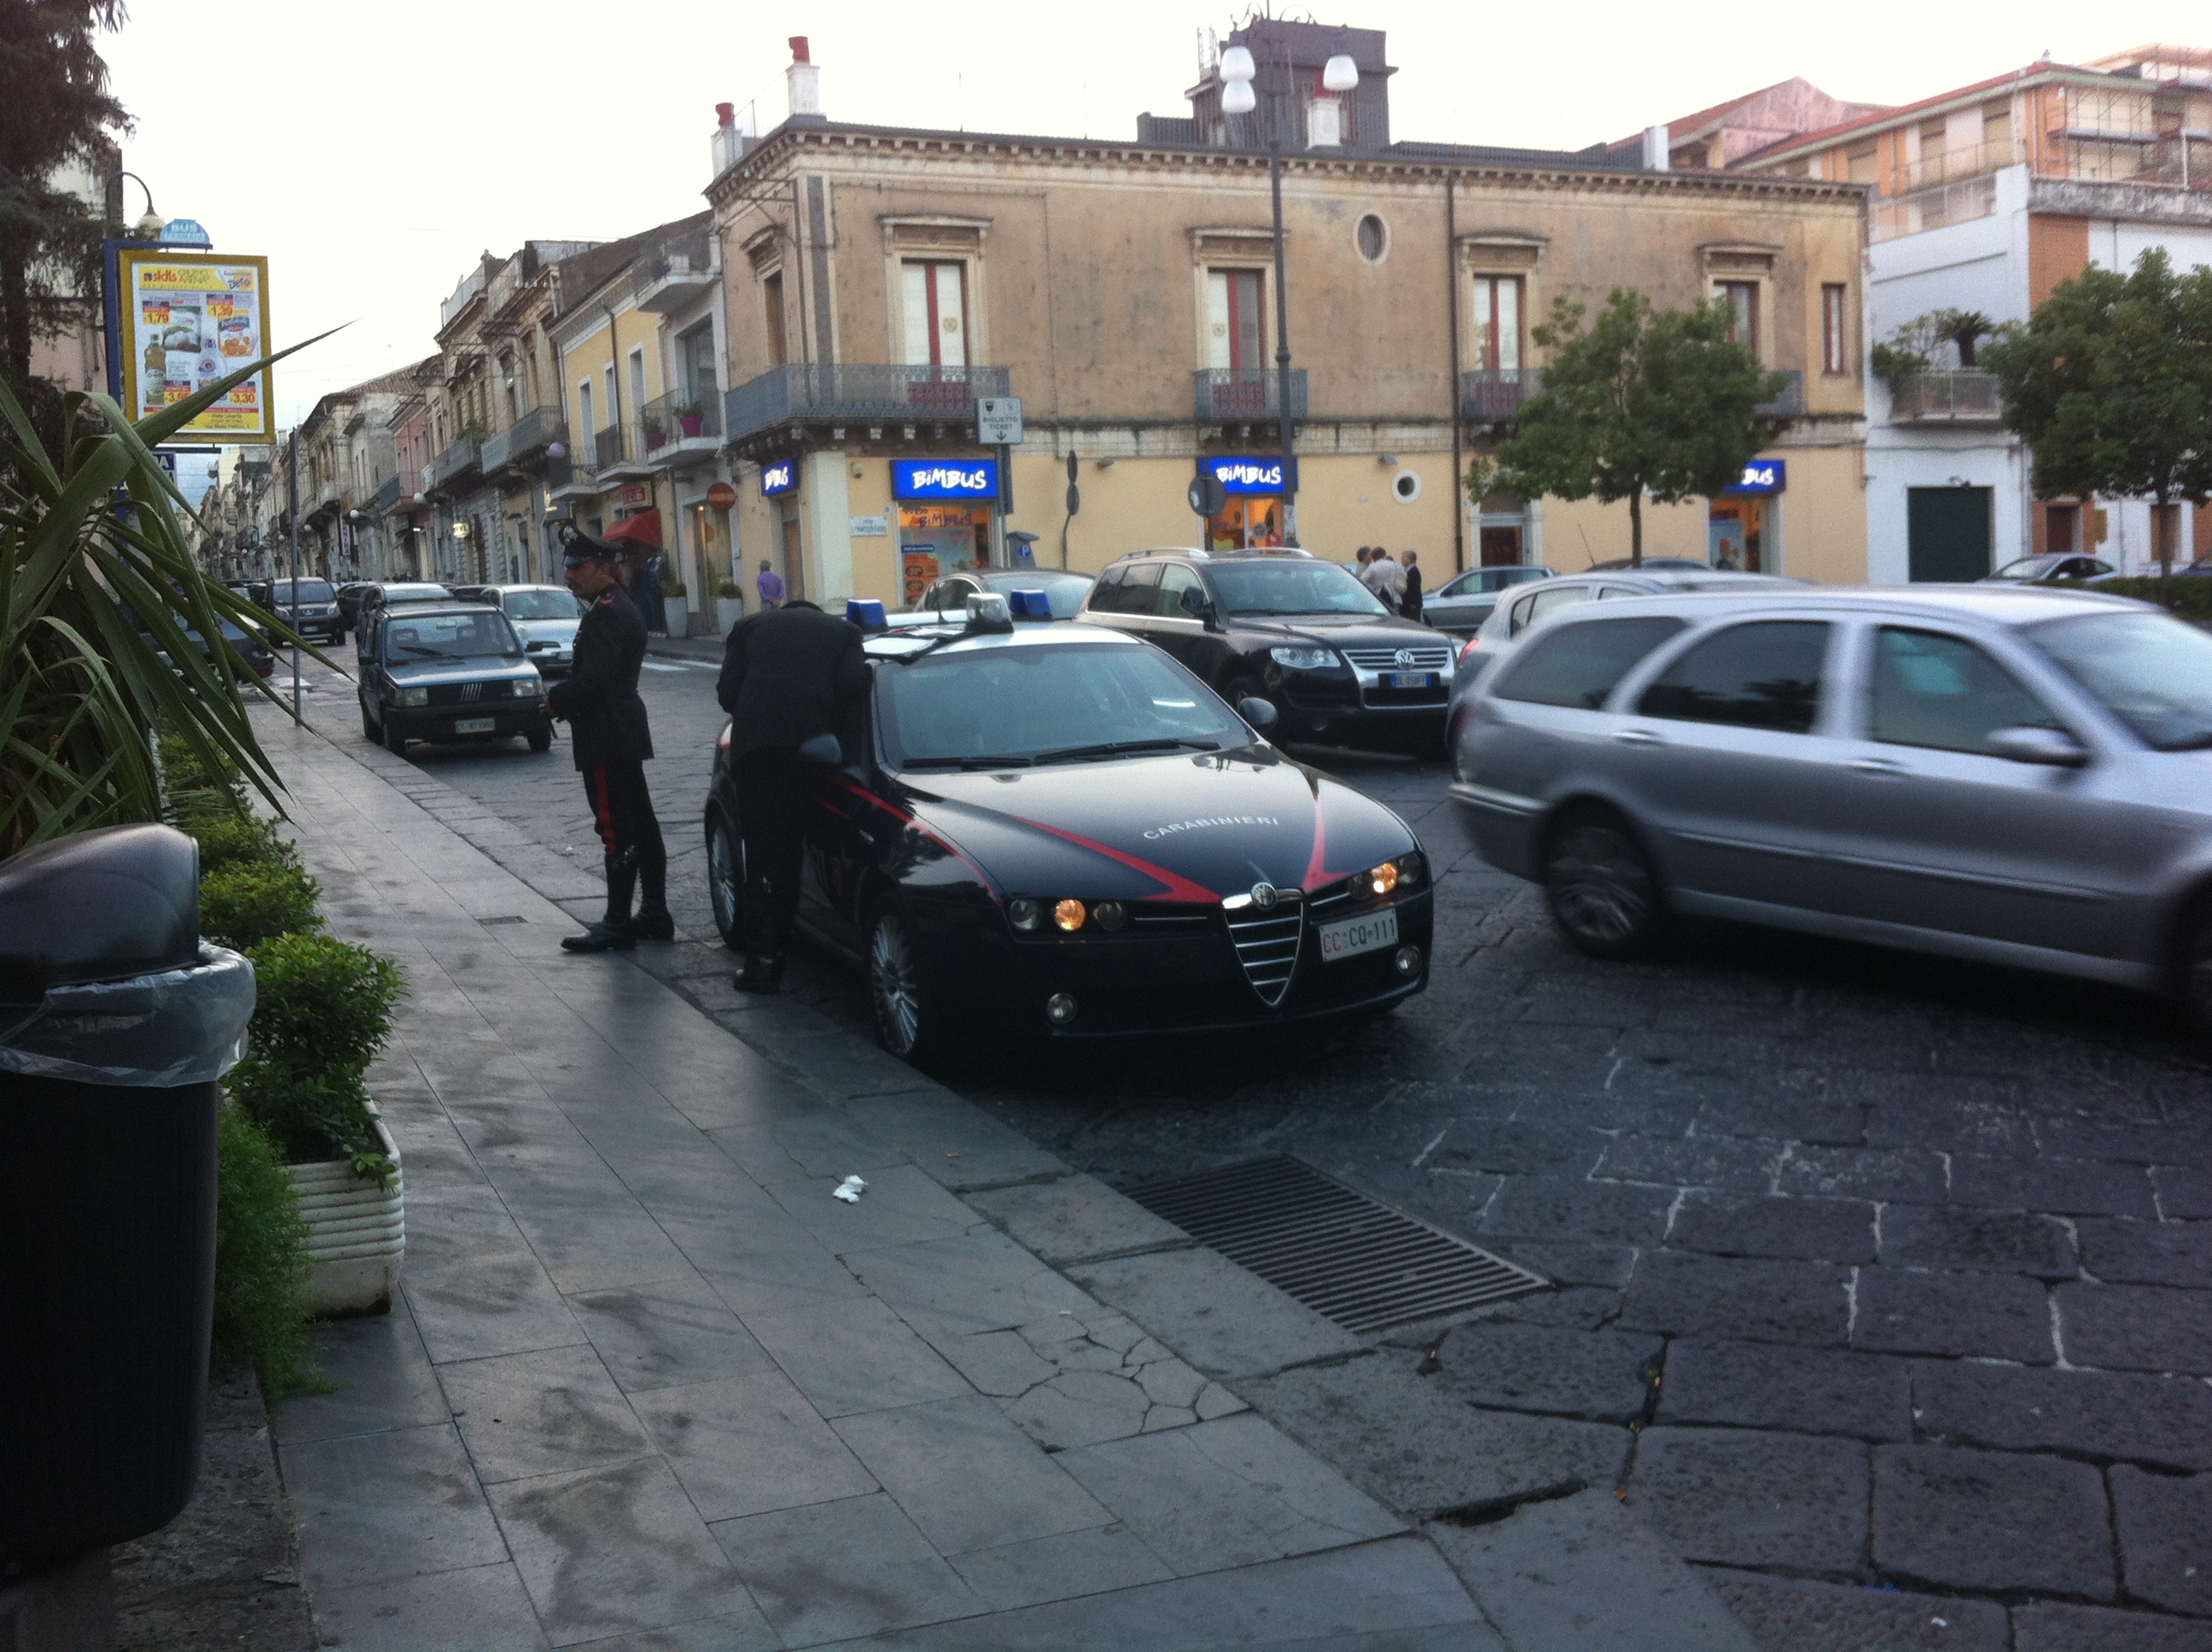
left=548, top=531, right=672, bottom=953
left=1400, top=550, right=1424, bottom=621
left=715, top=600, right=868, bottom=991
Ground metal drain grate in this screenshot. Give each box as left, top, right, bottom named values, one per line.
left=1125, top=1155, right=1547, bottom=1334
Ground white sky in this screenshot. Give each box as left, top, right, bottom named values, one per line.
left=104, top=0, right=2209, bottom=486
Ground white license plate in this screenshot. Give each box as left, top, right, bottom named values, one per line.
left=1318, top=909, right=1398, bottom=963
left=1386, top=672, right=1436, bottom=689
left=452, top=717, right=497, bottom=734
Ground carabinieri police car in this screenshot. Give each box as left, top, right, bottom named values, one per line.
left=703, top=590, right=1432, bottom=1065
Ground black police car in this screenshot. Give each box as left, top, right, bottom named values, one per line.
left=702, top=595, right=1431, bottom=1065
left=356, top=601, right=551, bottom=757
left=1078, top=549, right=1453, bottom=756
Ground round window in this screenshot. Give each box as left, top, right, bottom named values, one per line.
left=1391, top=470, right=1423, bottom=503
left=1356, top=214, right=1388, bottom=263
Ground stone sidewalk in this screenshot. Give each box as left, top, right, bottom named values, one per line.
left=252, top=690, right=1757, bottom=1649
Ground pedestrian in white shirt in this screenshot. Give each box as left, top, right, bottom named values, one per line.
left=1363, top=548, right=1406, bottom=605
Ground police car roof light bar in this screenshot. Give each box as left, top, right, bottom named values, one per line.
left=846, top=598, right=888, bottom=631
left=1007, top=589, right=1052, bottom=620
left=964, top=592, right=1015, bottom=633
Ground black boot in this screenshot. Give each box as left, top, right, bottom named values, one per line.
left=563, top=857, right=638, bottom=953
left=632, top=850, right=674, bottom=941
left=732, top=954, right=783, bottom=993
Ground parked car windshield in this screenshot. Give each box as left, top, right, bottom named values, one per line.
left=1204, top=560, right=1389, bottom=618
left=878, top=643, right=1245, bottom=767
left=2026, top=611, right=2212, bottom=750
left=271, top=579, right=335, bottom=602
left=1992, top=556, right=2064, bottom=579
left=980, top=571, right=1094, bottom=618
left=381, top=612, right=523, bottom=661
left=503, top=589, right=585, bottom=621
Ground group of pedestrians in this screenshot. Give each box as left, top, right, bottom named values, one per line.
left=1355, top=545, right=1425, bottom=621
left=547, top=527, right=859, bottom=995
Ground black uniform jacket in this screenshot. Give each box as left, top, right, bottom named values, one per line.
left=547, top=581, right=653, bottom=769
left=716, top=606, right=869, bottom=761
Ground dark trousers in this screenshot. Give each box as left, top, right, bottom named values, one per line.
left=734, top=747, right=806, bottom=958
left=581, top=762, right=667, bottom=923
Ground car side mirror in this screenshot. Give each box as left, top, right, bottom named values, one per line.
left=1988, top=725, right=2088, bottom=768
left=1180, top=585, right=1212, bottom=622
left=797, top=732, right=844, bottom=768
left=1238, top=696, right=1278, bottom=733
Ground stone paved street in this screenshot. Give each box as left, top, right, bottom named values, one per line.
left=298, top=643, right=2212, bottom=1647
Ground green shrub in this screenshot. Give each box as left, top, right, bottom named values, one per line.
left=200, top=858, right=323, bottom=951
left=184, top=810, right=302, bottom=875
left=230, top=933, right=404, bottom=1166
left=212, top=1102, right=317, bottom=1395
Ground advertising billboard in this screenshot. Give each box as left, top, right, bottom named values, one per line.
left=114, top=248, right=273, bottom=443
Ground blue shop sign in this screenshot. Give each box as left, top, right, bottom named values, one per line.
left=1726, top=459, right=1786, bottom=495
left=1205, top=456, right=1295, bottom=495
left=760, top=459, right=796, bottom=497
left=894, top=458, right=998, bottom=500
left=159, top=218, right=212, bottom=247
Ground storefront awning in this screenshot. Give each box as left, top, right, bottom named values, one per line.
left=604, top=509, right=663, bottom=550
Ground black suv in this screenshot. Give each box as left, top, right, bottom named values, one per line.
left=1079, top=549, right=1451, bottom=755
left=264, top=577, right=344, bottom=643
left=356, top=602, right=550, bottom=758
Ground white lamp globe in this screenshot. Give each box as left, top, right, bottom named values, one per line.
left=1220, top=45, right=1255, bottom=83
left=1322, top=53, right=1359, bottom=92
left=1220, top=78, right=1257, bottom=115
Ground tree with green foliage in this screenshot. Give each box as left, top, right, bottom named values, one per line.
left=1982, top=247, right=2212, bottom=605
left=0, top=2, right=131, bottom=451
left=1479, top=289, right=1790, bottom=567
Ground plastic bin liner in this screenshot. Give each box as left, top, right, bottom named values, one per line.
left=0, top=944, right=254, bottom=1086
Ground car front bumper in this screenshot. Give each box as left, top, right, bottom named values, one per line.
left=384, top=704, right=550, bottom=743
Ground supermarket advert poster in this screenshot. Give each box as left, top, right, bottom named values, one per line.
left=117, top=249, right=273, bottom=443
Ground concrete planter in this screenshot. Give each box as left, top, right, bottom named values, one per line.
left=287, top=1108, right=404, bottom=1318
left=715, top=596, right=746, bottom=634
left=662, top=596, right=690, bottom=637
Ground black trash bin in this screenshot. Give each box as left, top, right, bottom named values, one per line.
left=0, top=824, right=256, bottom=1570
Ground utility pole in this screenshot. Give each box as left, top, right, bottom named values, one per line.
left=286, top=428, right=300, bottom=720
left=1269, top=141, right=1296, bottom=546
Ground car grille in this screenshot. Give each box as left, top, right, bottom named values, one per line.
left=427, top=682, right=489, bottom=707
left=1342, top=645, right=1453, bottom=672
left=1131, top=901, right=1214, bottom=938
left=1223, top=890, right=1303, bottom=1007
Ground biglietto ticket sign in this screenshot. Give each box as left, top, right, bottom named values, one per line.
left=114, top=248, right=273, bottom=442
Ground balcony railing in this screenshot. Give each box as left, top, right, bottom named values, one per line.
left=1192, top=368, right=1310, bottom=422
left=1889, top=369, right=2003, bottom=423
left=480, top=404, right=568, bottom=476
left=1871, top=175, right=2000, bottom=243
left=425, top=435, right=481, bottom=494
left=370, top=474, right=401, bottom=514
left=1893, top=137, right=2021, bottom=195
left=1755, top=370, right=1806, bottom=419
left=593, top=423, right=626, bottom=470
left=547, top=451, right=597, bottom=497
left=1461, top=368, right=1544, bottom=423
left=633, top=231, right=718, bottom=312
left=637, top=388, right=722, bottom=462
left=724, top=364, right=1013, bottom=445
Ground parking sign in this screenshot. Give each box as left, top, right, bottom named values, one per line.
left=975, top=397, right=1023, bottom=445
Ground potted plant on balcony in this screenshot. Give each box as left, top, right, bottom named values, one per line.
left=715, top=579, right=745, bottom=634
left=661, top=577, right=690, bottom=637
left=642, top=414, right=667, bottom=452
left=674, top=401, right=706, bottom=439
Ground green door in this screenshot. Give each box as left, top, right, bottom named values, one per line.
left=1907, top=486, right=1993, bottom=582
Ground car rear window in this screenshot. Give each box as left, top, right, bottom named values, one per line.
left=1492, top=616, right=1687, bottom=710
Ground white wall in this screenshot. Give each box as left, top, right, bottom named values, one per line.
left=1864, top=443, right=2028, bottom=584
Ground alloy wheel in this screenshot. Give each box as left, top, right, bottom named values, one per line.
left=869, top=910, right=924, bottom=1059
left=707, top=815, right=742, bottom=949
left=1545, top=820, right=1657, bottom=957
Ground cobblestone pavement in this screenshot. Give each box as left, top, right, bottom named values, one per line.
left=300, top=647, right=2212, bottom=1649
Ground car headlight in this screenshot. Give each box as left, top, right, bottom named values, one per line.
left=1366, top=860, right=1400, bottom=897
left=1093, top=900, right=1128, bottom=932
left=510, top=676, right=541, bottom=698
left=1270, top=646, right=1336, bottom=671
left=397, top=687, right=428, bottom=707
left=1009, top=898, right=1043, bottom=932
left=1054, top=899, right=1087, bottom=933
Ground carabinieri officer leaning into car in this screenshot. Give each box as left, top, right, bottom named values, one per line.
left=715, top=598, right=868, bottom=992
left=548, top=528, right=672, bottom=953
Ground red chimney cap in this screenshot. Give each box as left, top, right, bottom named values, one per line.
left=716, top=101, right=735, bottom=125
left=789, top=36, right=811, bottom=64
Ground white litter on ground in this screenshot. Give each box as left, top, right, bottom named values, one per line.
left=832, top=1175, right=867, bottom=1203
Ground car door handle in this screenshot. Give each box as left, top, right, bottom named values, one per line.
left=1612, top=728, right=1662, bottom=746
left=1848, top=757, right=1907, bottom=777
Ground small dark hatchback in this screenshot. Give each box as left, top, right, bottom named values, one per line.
left=356, top=602, right=550, bottom=758
left=1078, top=550, right=1452, bottom=756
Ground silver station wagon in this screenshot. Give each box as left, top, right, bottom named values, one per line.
left=1449, top=586, right=2212, bottom=1021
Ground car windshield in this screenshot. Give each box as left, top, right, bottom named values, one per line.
left=381, top=612, right=522, bottom=662
left=1992, top=557, right=2058, bottom=579
left=981, top=572, right=1093, bottom=618
left=877, top=643, right=1246, bottom=767
left=272, top=580, right=335, bottom=602
left=2026, top=612, right=2212, bottom=749
left=383, top=585, right=451, bottom=602
left=504, top=589, right=584, bottom=620
left=1204, top=560, right=1389, bottom=617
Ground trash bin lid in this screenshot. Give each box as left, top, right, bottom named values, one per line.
left=0, top=824, right=201, bottom=997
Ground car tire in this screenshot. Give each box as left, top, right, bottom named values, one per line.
left=865, top=899, right=945, bottom=1068
left=527, top=726, right=552, bottom=753
left=360, top=700, right=378, bottom=741
left=1542, top=807, right=1665, bottom=960
left=383, top=720, right=409, bottom=758
left=2173, top=892, right=2212, bottom=1037
left=706, top=807, right=744, bottom=951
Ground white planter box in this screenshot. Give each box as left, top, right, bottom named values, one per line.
left=287, top=1109, right=405, bottom=1318
left=662, top=596, right=690, bottom=637
left=715, top=596, right=746, bottom=634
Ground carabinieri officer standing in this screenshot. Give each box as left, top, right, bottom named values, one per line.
left=548, top=529, right=672, bottom=952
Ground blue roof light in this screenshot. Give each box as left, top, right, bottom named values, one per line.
left=1007, top=588, right=1052, bottom=620
left=846, top=598, right=888, bottom=631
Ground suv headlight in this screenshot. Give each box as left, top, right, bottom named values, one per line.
left=1270, top=646, right=1336, bottom=671
left=397, top=687, right=428, bottom=707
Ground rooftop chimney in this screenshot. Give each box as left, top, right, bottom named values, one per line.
left=712, top=102, right=749, bottom=177
left=1642, top=125, right=1670, bottom=172
left=1307, top=93, right=1343, bottom=150
left=787, top=36, right=823, bottom=122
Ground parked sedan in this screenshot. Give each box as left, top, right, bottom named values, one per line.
left=908, top=568, right=1095, bottom=620
left=703, top=607, right=1431, bottom=1063
left=1422, top=566, right=1554, bottom=636
left=451, top=585, right=586, bottom=678
left=1984, top=553, right=2115, bottom=584
left=1450, top=585, right=2212, bottom=1021
left=357, top=602, right=550, bottom=757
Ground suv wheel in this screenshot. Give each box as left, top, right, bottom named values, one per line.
left=1543, top=809, right=1663, bottom=959
left=360, top=700, right=378, bottom=741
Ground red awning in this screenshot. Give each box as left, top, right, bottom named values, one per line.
left=604, top=509, right=663, bottom=550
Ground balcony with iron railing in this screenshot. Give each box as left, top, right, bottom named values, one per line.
left=589, top=422, right=652, bottom=483
left=637, top=387, right=722, bottom=466
left=425, top=435, right=481, bottom=495
left=633, top=231, right=719, bottom=313
left=370, top=474, right=401, bottom=514
left=1461, top=369, right=1544, bottom=423
left=1889, top=369, right=2004, bottom=424
left=480, top=404, right=568, bottom=477
left=547, top=449, right=597, bottom=501
left=1192, top=368, right=1309, bottom=422
left=724, top=364, right=1013, bottom=445
left=1755, top=370, right=1806, bottom=419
